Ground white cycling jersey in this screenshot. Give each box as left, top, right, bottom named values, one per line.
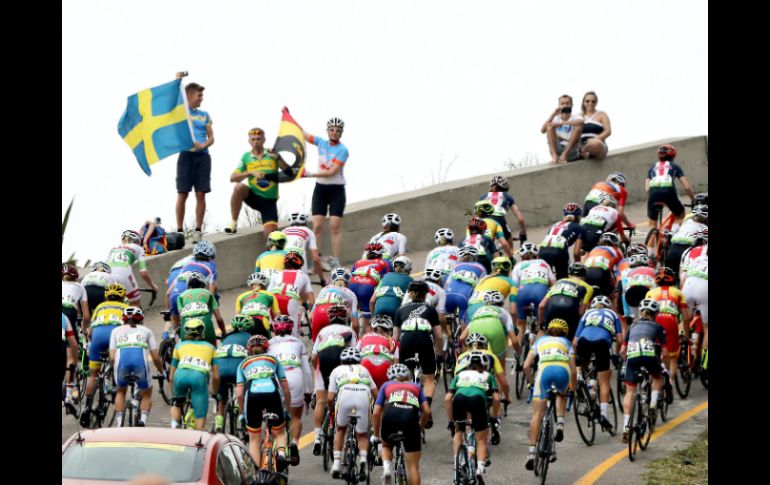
left=328, top=364, right=376, bottom=433
left=62, top=281, right=88, bottom=310
left=269, top=334, right=313, bottom=407
left=671, top=220, right=708, bottom=246
left=81, top=270, right=118, bottom=288
left=283, top=226, right=318, bottom=273
left=107, top=243, right=147, bottom=299
left=582, top=205, right=618, bottom=231
left=368, top=231, right=407, bottom=260
left=511, top=259, right=555, bottom=287
left=425, top=246, right=460, bottom=272
left=315, top=286, right=360, bottom=318
left=110, top=324, right=158, bottom=386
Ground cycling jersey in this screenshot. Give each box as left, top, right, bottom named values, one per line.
left=445, top=262, right=488, bottom=321
left=584, top=246, right=623, bottom=272
left=110, top=324, right=158, bottom=389
left=449, top=369, right=498, bottom=400
left=512, top=258, right=554, bottom=287
left=312, top=285, right=360, bottom=340
left=425, top=245, right=460, bottom=272
left=395, top=302, right=440, bottom=375
left=269, top=269, right=312, bottom=301
left=368, top=231, right=407, bottom=260
left=581, top=205, right=622, bottom=234
left=81, top=270, right=117, bottom=289
left=269, top=334, right=312, bottom=407
left=359, top=332, right=400, bottom=389
left=108, top=243, right=147, bottom=300
left=403, top=280, right=446, bottom=313
left=546, top=278, right=591, bottom=305
left=235, top=289, right=280, bottom=334
left=177, top=288, right=219, bottom=343
left=170, top=261, right=217, bottom=295
left=308, top=136, right=349, bottom=186
left=532, top=335, right=573, bottom=370
left=376, top=380, right=426, bottom=409
left=465, top=217, right=505, bottom=242
left=237, top=354, right=287, bottom=395
left=540, top=220, right=586, bottom=250
left=173, top=340, right=216, bottom=375
left=584, top=180, right=628, bottom=208
left=680, top=246, right=708, bottom=282
left=671, top=219, right=708, bottom=246
left=460, top=234, right=498, bottom=260
left=467, top=306, right=515, bottom=357
left=647, top=160, right=685, bottom=190
left=645, top=286, right=688, bottom=320
left=351, top=258, right=390, bottom=286
left=575, top=308, right=621, bottom=344
left=282, top=226, right=318, bottom=273
left=480, top=191, right=515, bottom=217
left=624, top=320, right=665, bottom=358
left=167, top=255, right=193, bottom=287
left=91, top=301, right=127, bottom=328
left=329, top=363, right=376, bottom=433
left=622, top=266, right=657, bottom=313
left=172, top=339, right=217, bottom=419
left=234, top=149, right=281, bottom=199
left=214, top=331, right=251, bottom=380
left=254, top=250, right=288, bottom=280
left=470, top=274, right=516, bottom=305
left=373, top=272, right=413, bottom=318
left=62, top=281, right=88, bottom=311
left=312, top=324, right=358, bottom=353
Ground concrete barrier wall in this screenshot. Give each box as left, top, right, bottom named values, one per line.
left=139, top=136, right=707, bottom=308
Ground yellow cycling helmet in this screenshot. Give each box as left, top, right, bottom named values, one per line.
left=184, top=318, right=206, bottom=339
left=547, top=318, right=569, bottom=335
left=104, top=282, right=127, bottom=299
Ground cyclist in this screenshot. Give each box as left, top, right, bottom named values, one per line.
left=680, top=232, right=708, bottom=370
left=62, top=313, right=80, bottom=415
left=580, top=193, right=629, bottom=252
left=467, top=257, right=515, bottom=321
left=666, top=204, right=708, bottom=279
left=327, top=348, right=379, bottom=480
left=109, top=307, right=164, bottom=427
left=683, top=193, right=708, bottom=222
left=425, top=227, right=460, bottom=278
left=371, top=255, right=414, bottom=324
left=446, top=351, right=499, bottom=479
left=311, top=305, right=358, bottom=455
left=282, top=212, right=326, bottom=284
left=236, top=272, right=281, bottom=338
left=79, top=282, right=129, bottom=427
left=645, top=267, right=691, bottom=389
left=81, top=261, right=117, bottom=314
left=350, top=242, right=391, bottom=330
left=444, top=246, right=487, bottom=323
left=471, top=200, right=514, bottom=260
left=394, top=280, right=443, bottom=428
left=512, top=242, right=556, bottom=348
left=176, top=271, right=226, bottom=345
left=620, top=299, right=667, bottom=442
left=460, top=217, right=498, bottom=273
left=269, top=315, right=313, bottom=466
left=165, top=240, right=219, bottom=338
left=107, top=230, right=160, bottom=306
left=461, top=290, right=518, bottom=368
left=371, top=363, right=431, bottom=485
left=254, top=231, right=289, bottom=281
left=312, top=267, right=360, bottom=339
left=404, top=270, right=448, bottom=332
left=539, top=203, right=587, bottom=279
left=621, top=253, right=657, bottom=324
left=369, top=213, right=407, bottom=261
left=645, top=143, right=696, bottom=234
left=268, top=251, right=315, bottom=336
left=62, top=262, right=90, bottom=336
left=237, top=334, right=291, bottom=470
left=583, top=172, right=634, bottom=230
left=170, top=319, right=219, bottom=431
left=538, top=262, right=593, bottom=340
left=584, top=232, right=624, bottom=297
left=480, top=175, right=528, bottom=247
left=573, top=295, right=623, bottom=431
left=359, top=315, right=400, bottom=390
left=524, top=318, right=576, bottom=470
left=213, top=314, right=254, bottom=434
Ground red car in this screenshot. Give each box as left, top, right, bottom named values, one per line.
left=62, top=427, right=261, bottom=484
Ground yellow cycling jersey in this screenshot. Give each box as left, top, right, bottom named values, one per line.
left=568, top=276, right=594, bottom=306
left=91, top=301, right=128, bottom=327
left=172, top=340, right=217, bottom=375
left=254, top=250, right=287, bottom=274
left=455, top=349, right=504, bottom=375
left=471, top=274, right=517, bottom=304
left=465, top=217, right=504, bottom=241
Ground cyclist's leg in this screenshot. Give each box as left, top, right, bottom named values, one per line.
left=189, top=373, right=210, bottom=430
left=170, top=372, right=192, bottom=428
left=405, top=450, right=422, bottom=485
left=243, top=390, right=264, bottom=462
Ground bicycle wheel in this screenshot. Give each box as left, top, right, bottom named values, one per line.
left=627, top=394, right=638, bottom=461
left=322, top=419, right=332, bottom=471
left=443, top=353, right=455, bottom=392
left=396, top=449, right=409, bottom=485
left=573, top=384, right=596, bottom=446
left=638, top=397, right=653, bottom=451
left=454, top=444, right=469, bottom=485
left=157, top=340, right=175, bottom=405
left=515, top=340, right=529, bottom=400
left=616, top=365, right=626, bottom=400
left=659, top=393, right=669, bottom=423
left=537, top=422, right=551, bottom=485
left=606, top=389, right=618, bottom=436
left=675, top=344, right=692, bottom=399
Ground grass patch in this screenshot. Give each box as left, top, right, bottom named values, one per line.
left=643, top=429, right=708, bottom=484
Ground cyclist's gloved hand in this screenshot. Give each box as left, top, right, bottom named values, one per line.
left=518, top=232, right=527, bottom=243
left=212, top=393, right=222, bottom=401
left=370, top=435, right=381, bottom=446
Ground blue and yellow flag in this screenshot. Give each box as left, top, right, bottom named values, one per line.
left=275, top=108, right=306, bottom=182
left=117, top=79, right=193, bottom=176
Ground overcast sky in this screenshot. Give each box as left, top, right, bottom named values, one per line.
left=62, top=0, right=707, bottom=264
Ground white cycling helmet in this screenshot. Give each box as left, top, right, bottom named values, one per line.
left=340, top=347, right=362, bottom=364
left=382, top=213, right=401, bottom=227
left=327, top=117, right=345, bottom=129
left=288, top=212, right=308, bottom=225
left=392, top=255, right=412, bottom=272
left=434, top=228, right=454, bottom=244
left=590, top=295, right=612, bottom=309
left=247, top=272, right=270, bottom=288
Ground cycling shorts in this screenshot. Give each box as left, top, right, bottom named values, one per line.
left=311, top=303, right=333, bottom=341
left=538, top=247, right=569, bottom=280
left=399, top=332, right=437, bottom=376
left=312, top=184, right=346, bottom=218
left=173, top=368, right=210, bottom=419
left=543, top=295, right=581, bottom=340
left=381, top=404, right=422, bottom=453
left=624, top=356, right=662, bottom=386
left=533, top=364, right=569, bottom=401
left=115, top=348, right=152, bottom=389
left=452, top=393, right=490, bottom=432
left=655, top=314, right=680, bottom=355
left=315, top=346, right=346, bottom=391
left=575, top=337, right=611, bottom=372
left=334, top=386, right=372, bottom=433
left=373, top=296, right=402, bottom=320
left=445, top=292, right=471, bottom=322
left=244, top=389, right=286, bottom=432
left=84, top=285, right=106, bottom=315
left=585, top=268, right=615, bottom=297
left=89, top=325, right=119, bottom=369
left=647, top=189, right=685, bottom=220
left=515, top=284, right=549, bottom=320
left=349, top=282, right=376, bottom=314
left=682, top=277, right=708, bottom=325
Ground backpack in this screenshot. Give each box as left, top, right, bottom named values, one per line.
left=140, top=221, right=168, bottom=255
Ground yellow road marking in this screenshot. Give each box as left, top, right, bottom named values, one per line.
left=297, top=429, right=317, bottom=449
left=572, top=400, right=708, bottom=485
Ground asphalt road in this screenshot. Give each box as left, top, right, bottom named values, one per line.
left=62, top=200, right=708, bottom=484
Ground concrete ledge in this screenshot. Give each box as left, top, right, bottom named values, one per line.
left=138, top=135, right=707, bottom=308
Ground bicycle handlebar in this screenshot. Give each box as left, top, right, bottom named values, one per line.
left=138, top=288, right=157, bottom=306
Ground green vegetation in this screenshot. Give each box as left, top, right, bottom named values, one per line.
left=643, top=429, right=708, bottom=485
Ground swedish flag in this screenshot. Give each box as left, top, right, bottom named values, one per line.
left=117, top=79, right=193, bottom=176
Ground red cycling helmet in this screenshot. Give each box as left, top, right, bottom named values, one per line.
left=247, top=334, right=270, bottom=350
left=364, top=242, right=384, bottom=256
left=62, top=263, right=79, bottom=279
left=284, top=251, right=304, bottom=269
left=468, top=217, right=488, bottom=234
left=271, top=315, right=294, bottom=335
left=655, top=266, right=676, bottom=285
left=563, top=202, right=582, bottom=217
left=657, top=144, right=677, bottom=159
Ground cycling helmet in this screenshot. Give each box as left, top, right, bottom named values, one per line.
left=186, top=271, right=208, bottom=287
left=639, top=298, right=660, bottom=315
left=657, top=144, right=677, bottom=159
left=340, top=347, right=362, bottom=364
left=271, top=315, right=294, bottom=335
left=563, top=202, right=582, bottom=217
left=184, top=318, right=206, bottom=339
left=407, top=279, right=429, bottom=295
left=518, top=242, right=538, bottom=257
left=247, top=334, right=270, bottom=351
left=590, top=295, right=612, bottom=309
left=490, top=176, right=510, bottom=190
left=474, top=201, right=495, bottom=217
left=364, top=242, right=384, bottom=257
left=382, top=213, right=401, bottom=227
left=284, top=251, right=304, bottom=269
left=392, top=255, right=413, bottom=273
left=628, top=254, right=649, bottom=267
left=466, top=333, right=489, bottom=349
left=692, top=205, right=708, bottom=220
left=104, top=282, right=127, bottom=299
left=231, top=314, right=255, bottom=331
left=568, top=262, right=587, bottom=277
left=424, top=268, right=445, bottom=282
left=330, top=267, right=352, bottom=284
left=371, top=315, right=394, bottom=331
left=121, top=230, right=141, bottom=245
left=693, top=193, right=708, bottom=206
left=547, top=318, right=569, bottom=335
left=627, top=243, right=649, bottom=257
left=327, top=305, right=350, bottom=325
left=247, top=272, right=270, bottom=288
left=267, top=231, right=287, bottom=248
left=468, top=217, right=488, bottom=234
left=491, top=256, right=512, bottom=273
left=91, top=261, right=111, bottom=273
left=693, top=227, right=708, bottom=244
left=327, top=117, right=345, bottom=129
left=192, top=240, right=216, bottom=258
left=655, top=266, right=676, bottom=285
left=483, top=290, right=505, bottom=306
left=62, top=263, right=79, bottom=279
left=607, top=172, right=628, bottom=186
left=467, top=350, right=490, bottom=369
left=288, top=212, right=308, bottom=225
left=458, top=246, right=479, bottom=259
left=599, top=232, right=620, bottom=246
left=434, top=228, right=454, bottom=244
left=599, top=192, right=617, bottom=208
left=387, top=363, right=410, bottom=380
left=122, top=306, right=144, bottom=323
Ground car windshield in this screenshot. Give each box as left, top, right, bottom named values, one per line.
left=62, top=441, right=204, bottom=481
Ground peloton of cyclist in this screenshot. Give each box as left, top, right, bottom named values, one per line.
left=236, top=272, right=281, bottom=339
